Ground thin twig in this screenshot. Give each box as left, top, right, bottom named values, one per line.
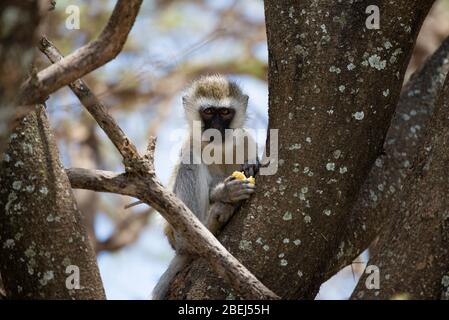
left=39, top=36, right=140, bottom=165
left=19, top=0, right=143, bottom=106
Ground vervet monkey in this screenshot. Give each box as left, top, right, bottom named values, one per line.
left=152, top=75, right=259, bottom=299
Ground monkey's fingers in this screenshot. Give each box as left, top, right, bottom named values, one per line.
left=226, top=179, right=251, bottom=187
left=231, top=194, right=252, bottom=202
left=228, top=187, right=255, bottom=200
left=224, top=176, right=236, bottom=183
left=237, top=187, right=255, bottom=195
left=226, top=185, right=251, bottom=196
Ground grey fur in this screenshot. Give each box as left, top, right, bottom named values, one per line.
left=151, top=76, right=256, bottom=300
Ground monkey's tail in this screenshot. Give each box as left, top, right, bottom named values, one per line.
left=151, top=254, right=192, bottom=300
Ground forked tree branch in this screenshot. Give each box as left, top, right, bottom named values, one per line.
left=19, top=0, right=143, bottom=106
left=39, top=37, right=140, bottom=164
left=43, top=38, right=278, bottom=299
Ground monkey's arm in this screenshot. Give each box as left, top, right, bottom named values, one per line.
left=172, top=164, right=203, bottom=216
left=165, top=163, right=205, bottom=250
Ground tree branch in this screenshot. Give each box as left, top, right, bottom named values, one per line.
left=66, top=168, right=137, bottom=196
left=19, top=0, right=143, bottom=106
left=0, top=273, right=6, bottom=300
left=66, top=164, right=278, bottom=299
left=67, top=168, right=153, bottom=253
left=43, top=38, right=278, bottom=299
left=39, top=36, right=140, bottom=164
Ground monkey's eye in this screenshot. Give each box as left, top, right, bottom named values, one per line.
left=203, top=108, right=215, bottom=115
left=219, top=108, right=230, bottom=115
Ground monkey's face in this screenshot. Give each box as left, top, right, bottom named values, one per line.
left=200, top=106, right=235, bottom=141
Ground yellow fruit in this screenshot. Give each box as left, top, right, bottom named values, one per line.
left=231, top=171, right=256, bottom=185
left=232, top=171, right=246, bottom=181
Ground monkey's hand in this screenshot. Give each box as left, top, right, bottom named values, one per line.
left=210, top=176, right=256, bottom=204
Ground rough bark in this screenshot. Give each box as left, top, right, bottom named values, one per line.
left=0, top=106, right=105, bottom=299
left=352, top=71, right=449, bottom=300
left=0, top=0, right=43, bottom=153
left=167, top=0, right=434, bottom=299
left=324, top=35, right=449, bottom=280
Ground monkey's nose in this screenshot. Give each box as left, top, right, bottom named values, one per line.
left=210, top=121, right=222, bottom=131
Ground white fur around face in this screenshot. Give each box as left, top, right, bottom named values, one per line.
left=184, top=96, right=247, bottom=130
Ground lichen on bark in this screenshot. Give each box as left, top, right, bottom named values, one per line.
left=0, top=106, right=105, bottom=299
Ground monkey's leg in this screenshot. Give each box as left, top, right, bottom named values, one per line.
left=152, top=204, right=231, bottom=300
left=152, top=203, right=232, bottom=300
left=206, top=202, right=238, bottom=235
left=153, top=201, right=246, bottom=299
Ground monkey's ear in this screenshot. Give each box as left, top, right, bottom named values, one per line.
left=242, top=94, right=249, bottom=107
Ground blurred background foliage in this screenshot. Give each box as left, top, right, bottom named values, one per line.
left=39, top=0, right=449, bottom=299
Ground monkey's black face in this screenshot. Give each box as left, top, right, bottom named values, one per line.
left=200, top=107, right=235, bottom=139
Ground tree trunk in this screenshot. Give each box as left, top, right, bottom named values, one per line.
left=0, top=106, right=105, bottom=299
left=324, top=35, right=449, bottom=281
left=166, top=0, right=434, bottom=299
left=352, top=69, right=449, bottom=300
left=0, top=0, right=43, bottom=153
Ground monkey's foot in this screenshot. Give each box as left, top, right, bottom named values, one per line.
left=206, top=202, right=236, bottom=235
